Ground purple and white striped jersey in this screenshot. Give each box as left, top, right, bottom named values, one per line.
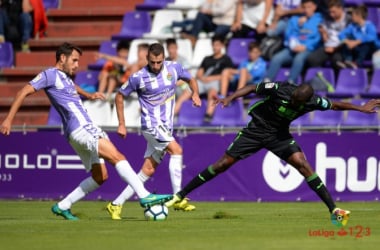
left=119, top=61, right=191, bottom=131
left=30, top=67, right=92, bottom=138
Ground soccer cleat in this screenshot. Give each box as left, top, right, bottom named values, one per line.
left=106, top=203, right=122, bottom=220
left=164, top=194, right=182, bottom=208
left=139, top=194, right=173, bottom=208
left=331, top=208, right=350, bottom=227
left=51, top=203, right=79, bottom=221
left=173, top=197, right=196, bottom=211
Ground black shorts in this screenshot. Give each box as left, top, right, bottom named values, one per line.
left=226, top=126, right=302, bottom=161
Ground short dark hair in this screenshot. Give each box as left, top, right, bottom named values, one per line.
left=211, top=35, right=225, bottom=44
left=116, top=40, right=130, bottom=51
left=248, top=41, right=260, bottom=51
left=327, top=0, right=343, bottom=8
left=138, top=43, right=149, bottom=50
left=165, top=38, right=177, bottom=47
left=148, top=43, right=165, bottom=57
left=56, top=42, right=82, bottom=62
left=301, top=0, right=316, bottom=4
left=353, top=5, right=368, bottom=19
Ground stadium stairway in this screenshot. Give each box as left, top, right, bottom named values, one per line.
left=0, top=0, right=143, bottom=125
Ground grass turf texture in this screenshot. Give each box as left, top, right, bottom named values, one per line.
left=0, top=201, right=378, bottom=250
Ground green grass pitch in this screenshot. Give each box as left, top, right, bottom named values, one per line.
left=0, top=200, right=379, bottom=250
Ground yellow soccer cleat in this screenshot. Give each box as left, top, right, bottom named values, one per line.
left=106, top=202, right=122, bottom=220
left=173, top=197, right=196, bottom=211
left=165, top=194, right=182, bottom=208
left=331, top=208, right=350, bottom=227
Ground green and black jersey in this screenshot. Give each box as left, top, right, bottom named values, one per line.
left=247, top=82, right=332, bottom=132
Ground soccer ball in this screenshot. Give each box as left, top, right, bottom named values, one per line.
left=144, top=204, right=168, bottom=221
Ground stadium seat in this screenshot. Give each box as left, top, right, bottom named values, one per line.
left=176, top=99, right=207, bottom=127
left=83, top=100, right=112, bottom=126
left=111, top=11, right=152, bottom=41
left=109, top=96, right=142, bottom=127
left=360, top=69, right=380, bottom=98
left=367, top=7, right=380, bottom=34
left=43, top=0, right=59, bottom=9
left=46, top=106, right=62, bottom=125
left=0, top=42, right=14, bottom=68
left=143, top=9, right=184, bottom=40
left=127, top=38, right=158, bottom=64
left=136, top=0, right=174, bottom=11
left=310, top=110, right=343, bottom=127
left=74, top=70, right=100, bottom=94
left=227, top=38, right=255, bottom=67
left=163, top=38, right=193, bottom=67
left=87, top=40, right=118, bottom=70
left=210, top=99, right=246, bottom=126
left=290, top=113, right=312, bottom=127
left=191, top=38, right=213, bottom=68
left=274, top=68, right=302, bottom=84
left=341, top=99, right=379, bottom=126
left=327, top=68, right=368, bottom=99
left=304, top=67, right=335, bottom=86
left=167, top=0, right=204, bottom=10
left=363, top=0, right=380, bottom=7
left=344, top=0, right=364, bottom=6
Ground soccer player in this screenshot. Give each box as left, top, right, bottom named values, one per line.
left=106, top=43, right=202, bottom=220
left=0, top=42, right=172, bottom=220
left=166, top=82, right=380, bottom=226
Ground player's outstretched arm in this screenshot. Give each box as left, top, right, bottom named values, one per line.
left=215, top=84, right=257, bottom=107
left=188, top=78, right=201, bottom=107
left=115, top=92, right=127, bottom=139
left=75, top=85, right=105, bottom=100
left=331, top=99, right=380, bottom=113
left=0, top=84, right=36, bottom=136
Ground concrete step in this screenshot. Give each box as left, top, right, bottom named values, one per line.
left=47, top=7, right=127, bottom=22
left=0, top=111, right=49, bottom=125
left=29, top=37, right=107, bottom=52
left=46, top=21, right=121, bottom=38
left=60, top=0, right=142, bottom=9
left=15, top=50, right=98, bottom=68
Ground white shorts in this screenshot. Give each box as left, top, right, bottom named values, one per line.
left=69, top=124, right=107, bottom=172
left=197, top=80, right=220, bottom=95
left=242, top=1, right=274, bottom=28
left=142, top=125, right=174, bottom=164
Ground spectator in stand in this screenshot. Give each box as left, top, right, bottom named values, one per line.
left=174, top=35, right=235, bottom=122
left=337, top=5, right=378, bottom=69
left=266, top=0, right=302, bottom=38
left=181, top=0, right=237, bottom=47
left=264, top=0, right=322, bottom=84
left=96, top=40, right=131, bottom=101
left=306, top=0, right=350, bottom=73
left=220, top=41, right=267, bottom=97
left=231, top=0, right=274, bottom=42
left=130, top=43, right=149, bottom=73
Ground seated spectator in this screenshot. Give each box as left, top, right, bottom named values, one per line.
left=0, top=0, right=34, bottom=51
left=231, top=0, right=274, bottom=42
left=174, top=35, right=234, bottom=122
left=181, top=0, right=237, bottom=47
left=266, top=0, right=302, bottom=38
left=337, top=5, right=378, bottom=69
left=220, top=41, right=266, bottom=97
left=130, top=43, right=149, bottom=73
left=306, top=0, right=350, bottom=73
left=265, top=0, right=322, bottom=83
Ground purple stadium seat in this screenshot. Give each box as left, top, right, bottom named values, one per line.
left=210, top=99, right=246, bottom=126
left=43, top=0, right=59, bottom=9
left=344, top=0, right=364, bottom=6
left=74, top=70, right=100, bottom=94
left=327, top=68, right=368, bottom=98
left=304, top=67, right=336, bottom=86
left=310, top=110, right=343, bottom=126
left=176, top=99, right=207, bottom=126
left=360, top=69, right=380, bottom=98
left=363, top=0, right=380, bottom=6
left=0, top=42, right=14, bottom=68
left=274, top=68, right=302, bottom=84
left=87, top=40, right=118, bottom=70
left=47, top=106, right=62, bottom=125
left=341, top=99, right=379, bottom=126
left=111, top=11, right=152, bottom=41
left=135, top=0, right=174, bottom=11
left=290, top=113, right=312, bottom=127
left=227, top=38, right=255, bottom=66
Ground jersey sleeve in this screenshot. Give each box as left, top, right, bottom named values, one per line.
left=119, top=72, right=138, bottom=96
left=174, top=62, right=192, bottom=81
left=29, top=71, right=50, bottom=91
left=311, top=96, right=332, bottom=111
left=255, top=82, right=280, bottom=96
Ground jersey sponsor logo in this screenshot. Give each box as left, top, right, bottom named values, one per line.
left=31, top=73, right=42, bottom=83
left=265, top=82, right=275, bottom=89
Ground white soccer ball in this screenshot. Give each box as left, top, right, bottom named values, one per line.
left=144, top=204, right=169, bottom=221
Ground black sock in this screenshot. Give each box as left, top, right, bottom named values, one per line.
left=177, top=165, right=217, bottom=198
left=307, top=173, right=336, bottom=213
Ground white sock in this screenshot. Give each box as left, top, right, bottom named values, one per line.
left=58, top=177, right=99, bottom=210
left=115, top=160, right=150, bottom=198
left=113, top=170, right=150, bottom=205
left=169, top=155, right=183, bottom=193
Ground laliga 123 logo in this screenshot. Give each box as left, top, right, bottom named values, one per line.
left=262, top=152, right=304, bottom=192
